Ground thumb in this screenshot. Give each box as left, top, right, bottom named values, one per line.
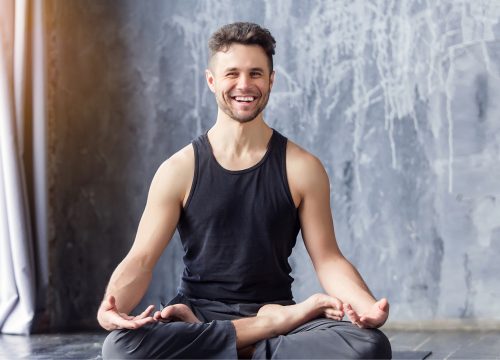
left=377, top=298, right=389, bottom=312
left=102, top=295, right=116, bottom=310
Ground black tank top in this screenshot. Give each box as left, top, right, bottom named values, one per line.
left=176, top=128, right=301, bottom=303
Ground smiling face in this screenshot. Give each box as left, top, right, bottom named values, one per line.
left=206, top=43, right=275, bottom=123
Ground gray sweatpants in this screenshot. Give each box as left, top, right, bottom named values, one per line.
left=102, top=293, right=392, bottom=359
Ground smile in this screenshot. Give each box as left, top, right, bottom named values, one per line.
left=231, top=96, right=256, bottom=103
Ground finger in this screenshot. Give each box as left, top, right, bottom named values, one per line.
left=345, top=309, right=356, bottom=323
left=160, top=305, right=171, bottom=319
left=324, top=308, right=344, bottom=318
left=115, top=316, right=156, bottom=330
left=136, top=305, right=155, bottom=319
left=332, top=298, right=343, bottom=311
left=134, top=316, right=156, bottom=327
left=153, top=311, right=171, bottom=323
left=160, top=305, right=177, bottom=319
left=326, top=309, right=344, bottom=318
left=325, top=309, right=344, bottom=320
left=345, top=304, right=358, bottom=320
left=323, top=296, right=343, bottom=311
left=345, top=304, right=364, bottom=328
left=113, top=316, right=139, bottom=330
left=325, top=313, right=343, bottom=321
left=377, top=298, right=389, bottom=312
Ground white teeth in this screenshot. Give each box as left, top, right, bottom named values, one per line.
left=234, top=96, right=255, bottom=102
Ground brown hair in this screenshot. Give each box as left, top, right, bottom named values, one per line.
left=208, top=22, right=276, bottom=72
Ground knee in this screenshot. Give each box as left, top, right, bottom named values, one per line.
left=360, top=329, right=392, bottom=359
left=102, top=330, right=135, bottom=359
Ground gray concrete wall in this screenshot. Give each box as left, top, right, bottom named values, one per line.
left=46, top=0, right=500, bottom=330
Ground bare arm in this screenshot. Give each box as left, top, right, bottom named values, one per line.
left=97, top=145, right=194, bottom=330
left=287, top=142, right=389, bottom=328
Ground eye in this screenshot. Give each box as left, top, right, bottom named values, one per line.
left=250, top=72, right=262, bottom=78
left=226, top=72, right=238, bottom=78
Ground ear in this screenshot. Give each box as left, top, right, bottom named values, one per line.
left=269, top=70, right=275, bottom=91
left=205, top=69, right=216, bottom=93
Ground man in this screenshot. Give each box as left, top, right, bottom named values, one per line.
left=99, top=22, right=392, bottom=359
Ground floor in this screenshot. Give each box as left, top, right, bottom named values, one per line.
left=0, top=330, right=499, bottom=359
left=384, top=330, right=500, bottom=359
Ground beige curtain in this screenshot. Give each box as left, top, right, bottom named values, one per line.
left=0, top=0, right=47, bottom=335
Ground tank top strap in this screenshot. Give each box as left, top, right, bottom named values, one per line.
left=269, top=128, right=287, bottom=165
left=192, top=132, right=211, bottom=165
left=267, top=130, right=296, bottom=210
left=182, top=133, right=210, bottom=211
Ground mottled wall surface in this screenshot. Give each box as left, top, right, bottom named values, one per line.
left=46, top=0, right=500, bottom=330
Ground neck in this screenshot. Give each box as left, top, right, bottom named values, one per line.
left=207, top=112, right=272, bottom=155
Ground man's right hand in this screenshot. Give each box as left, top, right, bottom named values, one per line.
left=97, top=295, right=157, bottom=331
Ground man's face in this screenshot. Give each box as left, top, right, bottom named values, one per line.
left=206, top=44, right=275, bottom=123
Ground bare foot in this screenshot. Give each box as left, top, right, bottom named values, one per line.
left=257, top=293, right=344, bottom=334
left=153, top=303, right=201, bottom=323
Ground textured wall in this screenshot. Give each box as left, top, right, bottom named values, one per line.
left=46, top=0, right=500, bottom=330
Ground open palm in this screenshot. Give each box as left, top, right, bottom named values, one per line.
left=98, top=295, right=156, bottom=331
left=345, top=298, right=389, bottom=329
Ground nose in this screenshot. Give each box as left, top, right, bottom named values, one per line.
left=236, top=73, right=252, bottom=90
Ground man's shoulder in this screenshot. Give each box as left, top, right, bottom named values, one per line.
left=153, top=143, right=194, bottom=191
left=159, top=143, right=194, bottom=173
left=285, top=138, right=329, bottom=200
left=285, top=138, right=324, bottom=171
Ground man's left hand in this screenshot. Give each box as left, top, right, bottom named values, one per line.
left=344, top=298, right=389, bottom=329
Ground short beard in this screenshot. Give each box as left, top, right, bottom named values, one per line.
left=228, top=106, right=264, bottom=123
left=216, top=90, right=271, bottom=123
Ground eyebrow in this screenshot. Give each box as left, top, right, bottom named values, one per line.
left=224, top=67, right=265, bottom=72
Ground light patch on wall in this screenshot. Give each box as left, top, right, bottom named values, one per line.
left=472, top=195, right=500, bottom=247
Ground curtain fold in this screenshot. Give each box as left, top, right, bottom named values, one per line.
left=0, top=0, right=47, bottom=335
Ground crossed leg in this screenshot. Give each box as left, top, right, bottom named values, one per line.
left=102, top=294, right=391, bottom=359
left=253, top=318, right=391, bottom=359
